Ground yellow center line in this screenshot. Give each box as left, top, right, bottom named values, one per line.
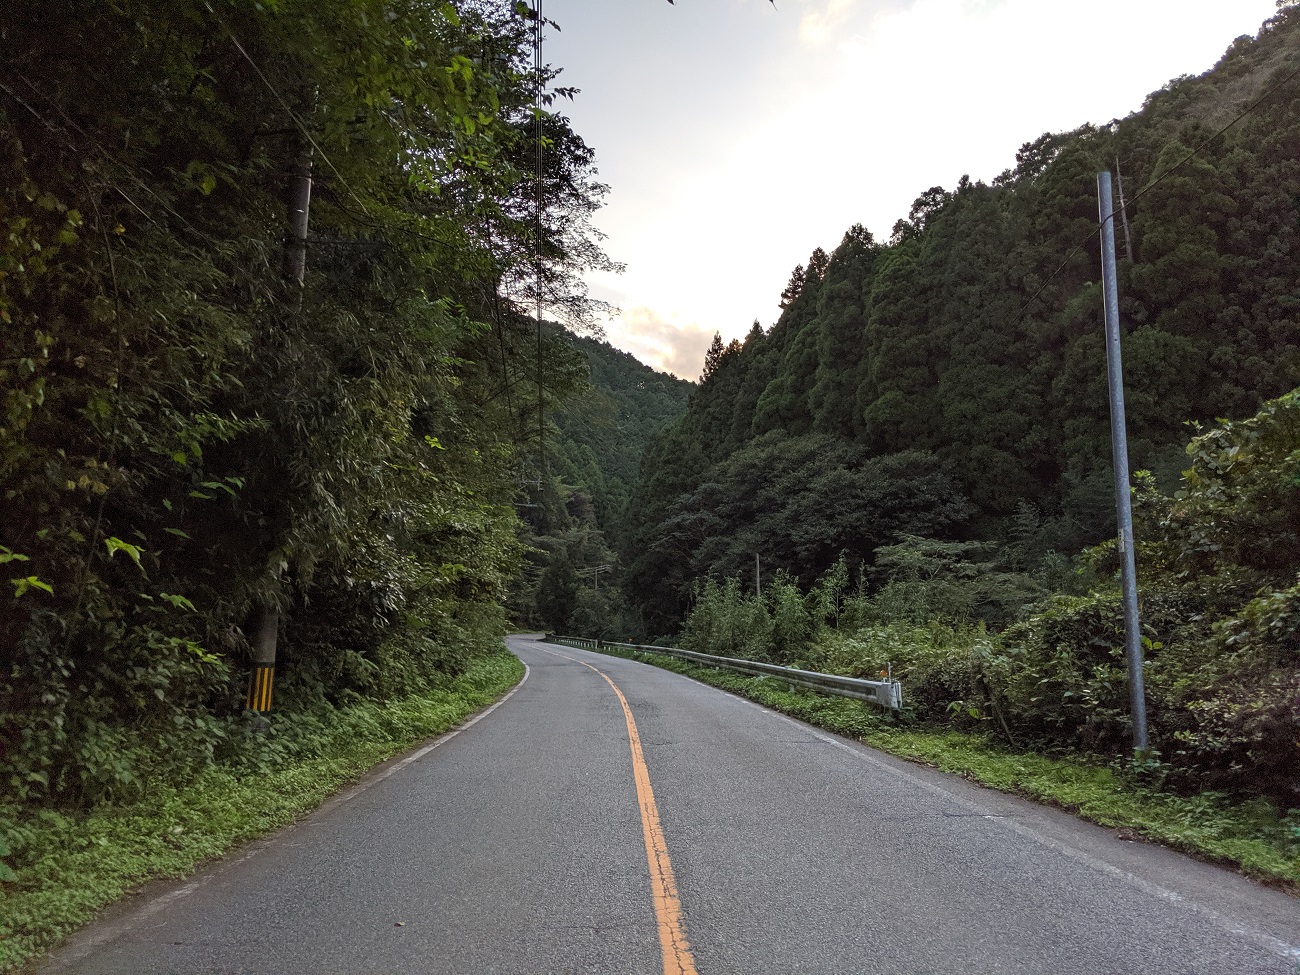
left=539, top=647, right=699, bottom=975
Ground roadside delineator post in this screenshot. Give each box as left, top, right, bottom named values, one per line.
left=247, top=602, right=279, bottom=713
left=247, top=664, right=274, bottom=712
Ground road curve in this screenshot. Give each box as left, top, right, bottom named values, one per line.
left=39, top=635, right=1300, bottom=974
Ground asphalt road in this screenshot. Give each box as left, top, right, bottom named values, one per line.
left=40, top=635, right=1300, bottom=974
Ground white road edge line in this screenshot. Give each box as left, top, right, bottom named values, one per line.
left=39, top=659, right=532, bottom=972
left=794, top=722, right=1300, bottom=964
left=334, top=659, right=531, bottom=802
left=579, top=644, right=1300, bottom=965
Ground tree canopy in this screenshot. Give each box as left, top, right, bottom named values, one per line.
left=0, top=0, right=614, bottom=805
left=625, top=6, right=1300, bottom=634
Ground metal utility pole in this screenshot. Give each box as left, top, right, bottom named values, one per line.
left=1097, top=171, right=1149, bottom=754
left=755, top=554, right=761, bottom=598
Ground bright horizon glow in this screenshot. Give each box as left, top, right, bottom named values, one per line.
left=546, top=0, right=1282, bottom=379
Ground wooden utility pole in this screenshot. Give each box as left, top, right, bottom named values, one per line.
left=579, top=563, right=612, bottom=591
left=284, top=145, right=312, bottom=286
left=1114, top=156, right=1134, bottom=262
left=533, top=1, right=546, bottom=478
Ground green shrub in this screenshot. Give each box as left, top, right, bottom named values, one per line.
left=681, top=577, right=773, bottom=661
left=665, top=389, right=1300, bottom=808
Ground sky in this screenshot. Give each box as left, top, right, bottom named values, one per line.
left=544, top=0, right=1282, bottom=379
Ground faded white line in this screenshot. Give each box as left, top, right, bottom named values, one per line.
left=793, top=718, right=1300, bottom=962
left=582, top=645, right=1300, bottom=965
left=39, top=660, right=531, bottom=972
left=333, top=660, right=531, bottom=803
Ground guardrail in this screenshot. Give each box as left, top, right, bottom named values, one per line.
left=546, top=635, right=903, bottom=711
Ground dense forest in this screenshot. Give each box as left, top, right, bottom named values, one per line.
left=0, top=1, right=624, bottom=811
left=626, top=6, right=1300, bottom=633
left=506, top=331, right=692, bottom=636
left=616, top=7, right=1300, bottom=807
left=4, top=0, right=1299, bottom=836
left=551, top=332, right=694, bottom=540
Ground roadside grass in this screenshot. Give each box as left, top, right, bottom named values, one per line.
left=589, top=644, right=1300, bottom=889
left=0, top=650, right=524, bottom=974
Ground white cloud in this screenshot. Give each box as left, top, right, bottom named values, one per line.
left=556, top=0, right=1279, bottom=369
left=608, top=306, right=713, bottom=381
left=798, top=0, right=863, bottom=46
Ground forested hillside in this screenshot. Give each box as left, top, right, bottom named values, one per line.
left=0, top=1, right=613, bottom=812
left=612, top=7, right=1300, bottom=811
left=4, top=0, right=1297, bottom=860
left=627, top=6, right=1300, bottom=634
left=507, top=330, right=692, bottom=636
left=552, top=333, right=694, bottom=535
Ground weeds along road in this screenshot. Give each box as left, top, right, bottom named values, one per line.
left=41, top=635, right=1300, bottom=975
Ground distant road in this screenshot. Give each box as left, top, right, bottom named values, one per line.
left=42, top=635, right=1300, bottom=974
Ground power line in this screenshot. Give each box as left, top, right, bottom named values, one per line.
left=1, top=77, right=191, bottom=236
left=533, top=0, right=547, bottom=478
left=1014, top=54, right=1300, bottom=323
left=223, top=27, right=373, bottom=218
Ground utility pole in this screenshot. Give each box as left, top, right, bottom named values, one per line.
left=1097, top=171, right=1148, bottom=754
left=755, top=553, right=761, bottom=598
left=249, top=122, right=313, bottom=715
left=284, top=142, right=313, bottom=286
left=579, top=563, right=612, bottom=591
left=1114, top=156, right=1134, bottom=262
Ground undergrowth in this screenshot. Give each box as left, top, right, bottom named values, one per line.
left=586, top=643, right=1300, bottom=888
left=0, top=649, right=524, bottom=974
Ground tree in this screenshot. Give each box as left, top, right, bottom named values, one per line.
left=779, top=264, right=806, bottom=309
left=700, top=332, right=727, bottom=382
left=535, top=553, right=580, bottom=632
left=806, top=246, right=830, bottom=281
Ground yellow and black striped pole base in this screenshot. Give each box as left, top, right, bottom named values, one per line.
left=247, top=665, right=275, bottom=712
